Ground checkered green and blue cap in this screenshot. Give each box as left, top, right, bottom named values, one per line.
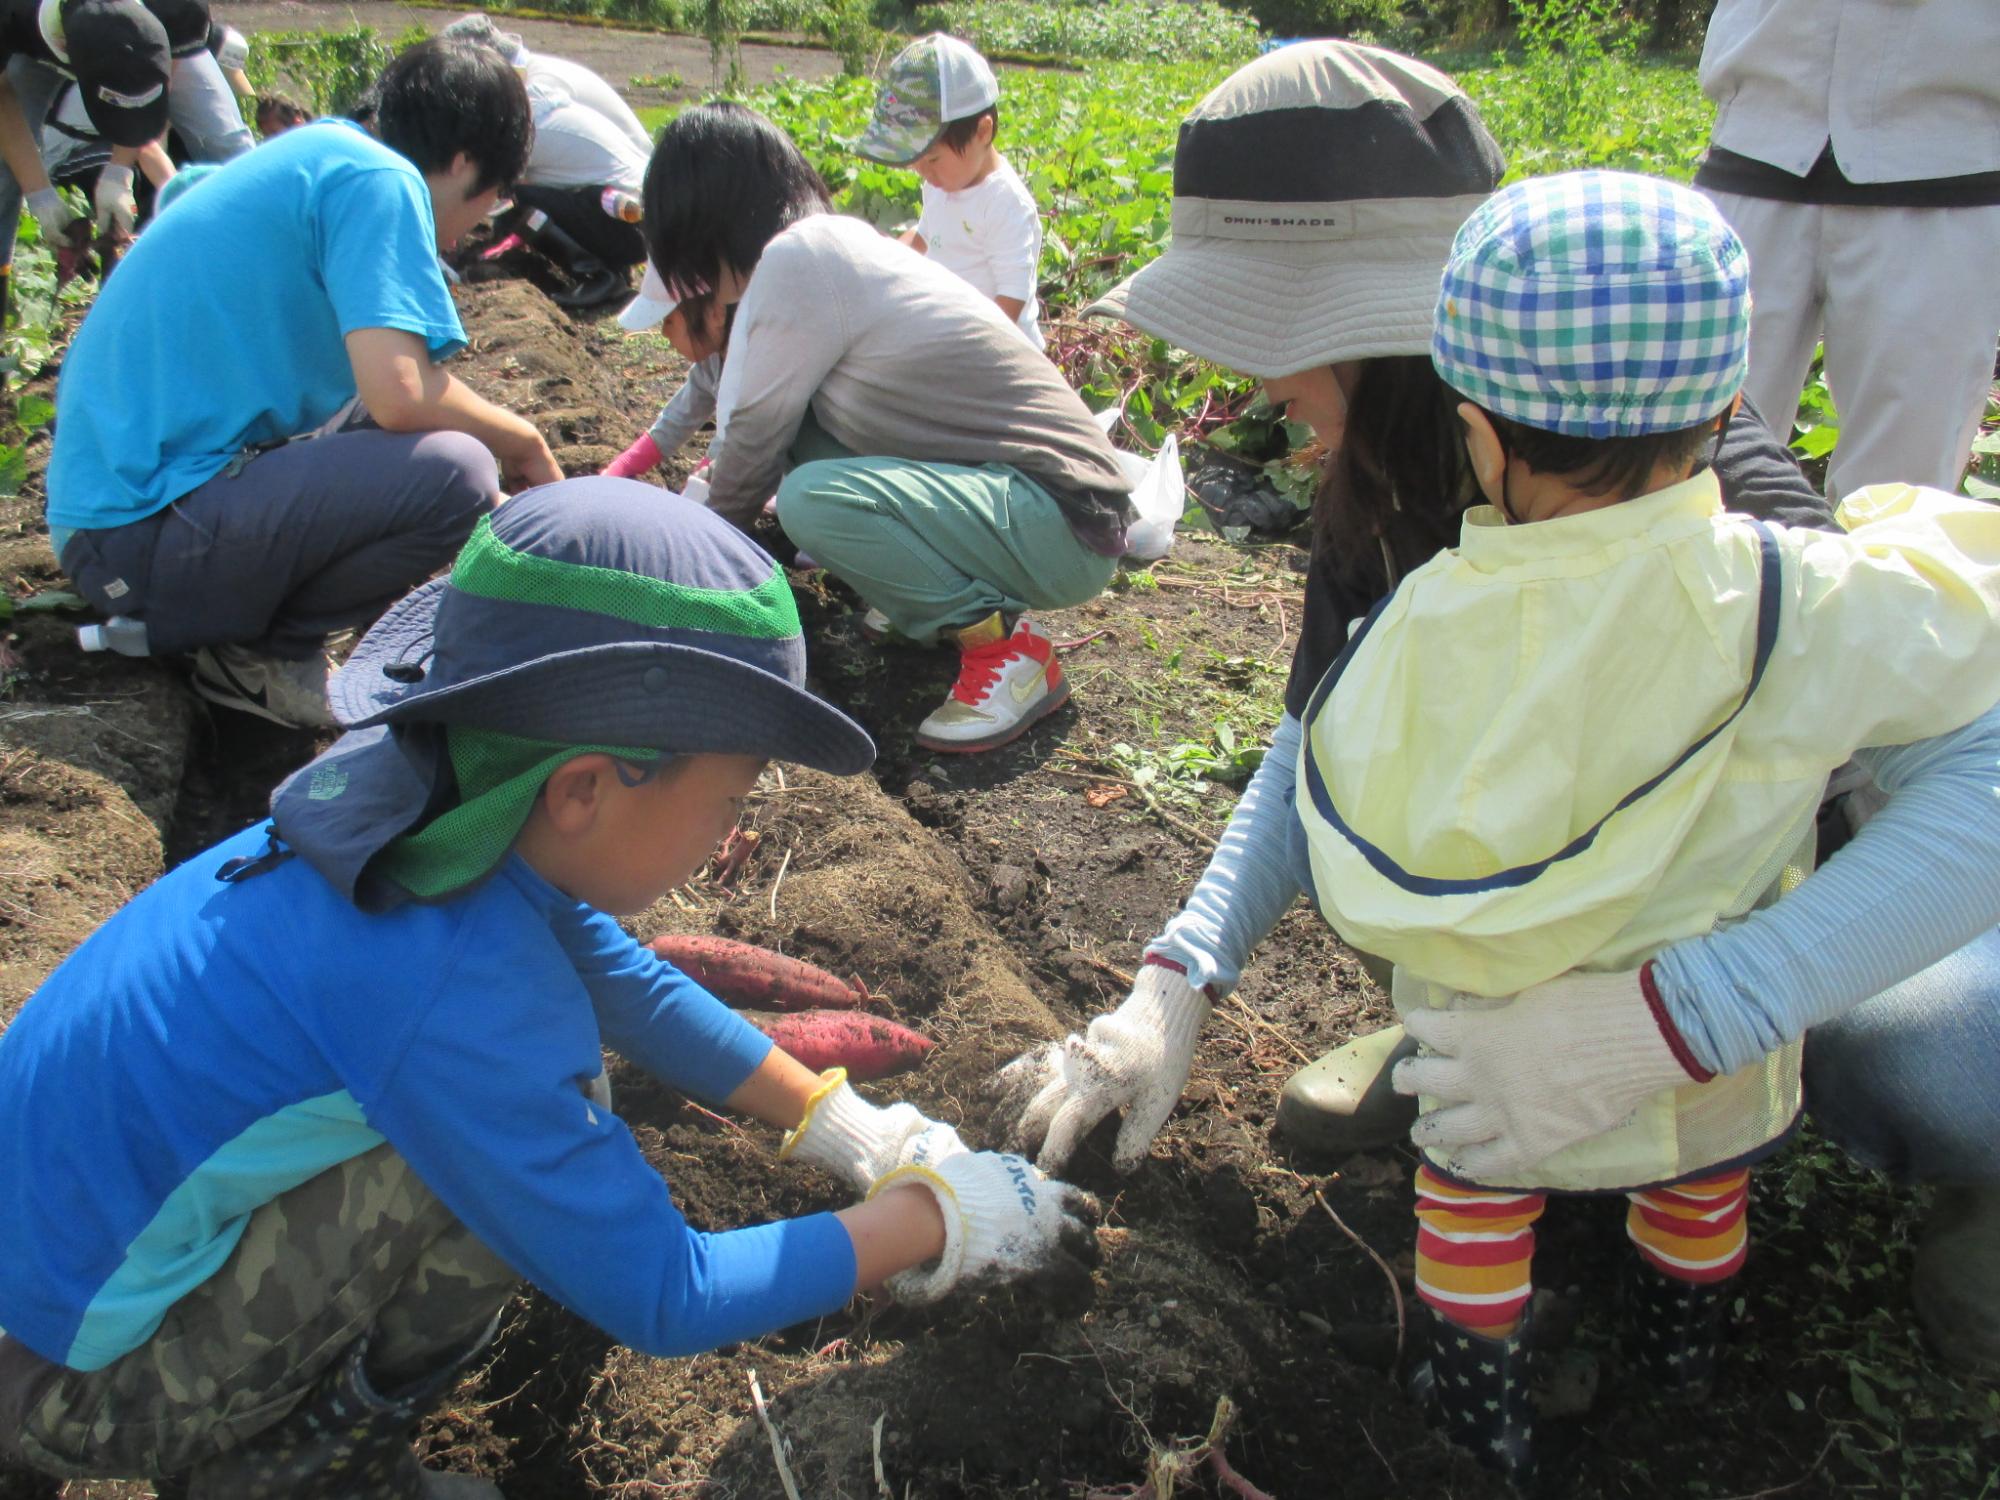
left=1432, top=171, right=1750, bottom=439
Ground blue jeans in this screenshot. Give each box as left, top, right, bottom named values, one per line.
left=1804, top=926, right=2000, bottom=1185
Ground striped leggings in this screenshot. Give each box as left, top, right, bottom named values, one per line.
left=1414, top=1163, right=1750, bottom=1337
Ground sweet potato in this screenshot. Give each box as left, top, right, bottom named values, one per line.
left=649, top=934, right=868, bottom=1011
left=743, top=1011, right=935, bottom=1080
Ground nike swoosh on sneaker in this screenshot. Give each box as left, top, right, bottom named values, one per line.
left=1007, top=660, right=1049, bottom=705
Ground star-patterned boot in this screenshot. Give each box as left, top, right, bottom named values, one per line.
left=181, top=1321, right=503, bottom=1498
left=1623, top=1261, right=1733, bottom=1401
left=1410, top=1304, right=1536, bottom=1487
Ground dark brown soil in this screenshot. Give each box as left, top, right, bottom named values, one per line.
left=4, top=278, right=1993, bottom=1500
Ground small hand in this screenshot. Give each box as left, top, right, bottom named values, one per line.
left=93, top=164, right=138, bottom=237
left=872, top=1151, right=1101, bottom=1303
left=504, top=438, right=563, bottom=492
left=994, top=962, right=1210, bottom=1174
left=782, top=1069, right=969, bottom=1190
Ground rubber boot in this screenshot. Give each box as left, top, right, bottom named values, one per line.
left=1410, top=1304, right=1536, bottom=1487
left=1913, top=1185, right=2000, bottom=1377
left=520, top=210, right=629, bottom=311
left=1276, top=1023, right=1419, bottom=1154
left=1622, top=1261, right=1732, bottom=1401
left=179, top=1320, right=502, bottom=1499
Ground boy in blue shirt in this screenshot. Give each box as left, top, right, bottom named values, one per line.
left=0, top=478, right=1096, bottom=1499
left=46, top=37, right=563, bottom=731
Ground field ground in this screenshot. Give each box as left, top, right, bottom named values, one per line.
left=3, top=6, right=1999, bottom=1494
left=4, top=278, right=1995, bottom=1499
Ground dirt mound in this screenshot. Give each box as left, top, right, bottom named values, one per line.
left=448, top=280, right=697, bottom=486
left=0, top=530, right=193, bottom=1024
left=641, top=767, right=1064, bottom=1110
left=440, top=768, right=1482, bottom=1500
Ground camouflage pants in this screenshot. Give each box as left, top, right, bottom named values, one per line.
left=0, top=1143, right=516, bottom=1482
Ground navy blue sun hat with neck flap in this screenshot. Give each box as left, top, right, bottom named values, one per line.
left=266, top=477, right=873, bottom=909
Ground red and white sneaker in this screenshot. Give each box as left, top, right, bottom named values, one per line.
left=914, top=614, right=1068, bottom=753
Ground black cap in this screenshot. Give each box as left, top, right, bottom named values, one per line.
left=64, top=0, right=173, bottom=147
left=142, top=0, right=214, bottom=56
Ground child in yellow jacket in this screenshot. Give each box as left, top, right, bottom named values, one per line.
left=1294, top=171, right=2000, bottom=1483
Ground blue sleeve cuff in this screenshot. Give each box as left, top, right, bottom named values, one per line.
left=1652, top=702, right=2000, bottom=1075
left=1147, top=713, right=1306, bottom=993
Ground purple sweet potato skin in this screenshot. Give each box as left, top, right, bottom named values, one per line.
left=742, top=1011, right=934, bottom=1080
left=649, top=935, right=866, bottom=1010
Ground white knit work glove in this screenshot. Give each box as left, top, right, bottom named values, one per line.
left=996, top=961, right=1211, bottom=1174
left=25, top=187, right=81, bottom=246
left=869, top=1151, right=1100, bottom=1304
left=779, top=1068, right=968, bottom=1191
left=1393, top=964, right=1712, bottom=1182
left=93, top=163, right=138, bottom=235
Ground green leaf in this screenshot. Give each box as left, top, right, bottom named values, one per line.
left=1848, top=1367, right=1893, bottom=1427
left=14, top=393, right=55, bottom=432
left=1790, top=424, right=1841, bottom=460
left=1964, top=474, right=2000, bottom=501
left=13, top=591, right=87, bottom=613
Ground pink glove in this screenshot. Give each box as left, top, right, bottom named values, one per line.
left=603, top=432, right=664, bottom=479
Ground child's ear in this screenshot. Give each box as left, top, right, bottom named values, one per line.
left=539, top=755, right=615, bottom=835
left=976, top=113, right=995, bottom=149
left=1457, top=402, right=1507, bottom=507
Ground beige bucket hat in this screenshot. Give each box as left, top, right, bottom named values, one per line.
left=1087, top=40, right=1506, bottom=378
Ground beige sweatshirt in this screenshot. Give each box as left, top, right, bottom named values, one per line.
left=707, top=214, right=1132, bottom=551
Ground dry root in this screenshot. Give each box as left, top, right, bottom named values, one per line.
left=1085, top=1394, right=1275, bottom=1500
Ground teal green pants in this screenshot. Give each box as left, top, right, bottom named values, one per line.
left=775, top=425, right=1116, bottom=646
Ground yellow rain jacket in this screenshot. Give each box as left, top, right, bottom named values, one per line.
left=1296, top=472, right=2000, bottom=1192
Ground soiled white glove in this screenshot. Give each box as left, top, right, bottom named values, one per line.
left=780, top=1068, right=967, bottom=1190
left=94, top=163, right=137, bottom=235
left=996, top=962, right=1210, bottom=1174
left=1393, top=966, right=1709, bottom=1182
left=25, top=187, right=80, bottom=246
left=870, top=1151, right=1099, bottom=1304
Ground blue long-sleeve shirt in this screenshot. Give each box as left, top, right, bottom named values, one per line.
left=0, top=825, right=856, bottom=1372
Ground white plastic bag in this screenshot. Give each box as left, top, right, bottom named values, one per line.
left=1094, top=408, right=1185, bottom=562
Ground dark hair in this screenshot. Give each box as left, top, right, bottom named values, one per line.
left=641, top=101, right=831, bottom=326
left=1480, top=409, right=1725, bottom=499
left=343, top=82, right=381, bottom=130
left=255, top=91, right=311, bottom=135
left=935, top=104, right=998, bottom=154
left=1311, top=356, right=1473, bottom=599
left=374, top=37, right=532, bottom=193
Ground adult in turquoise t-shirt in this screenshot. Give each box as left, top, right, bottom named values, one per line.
left=46, top=37, right=559, bottom=730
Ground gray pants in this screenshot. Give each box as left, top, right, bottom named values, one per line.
left=0, top=49, right=255, bottom=274
left=61, top=424, right=500, bottom=660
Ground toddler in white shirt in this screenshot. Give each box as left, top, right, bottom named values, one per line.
left=856, top=33, right=1045, bottom=350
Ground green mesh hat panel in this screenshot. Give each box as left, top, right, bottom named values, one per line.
left=328, top=480, right=875, bottom=797
left=371, top=727, right=659, bottom=901
left=450, top=515, right=801, bottom=641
